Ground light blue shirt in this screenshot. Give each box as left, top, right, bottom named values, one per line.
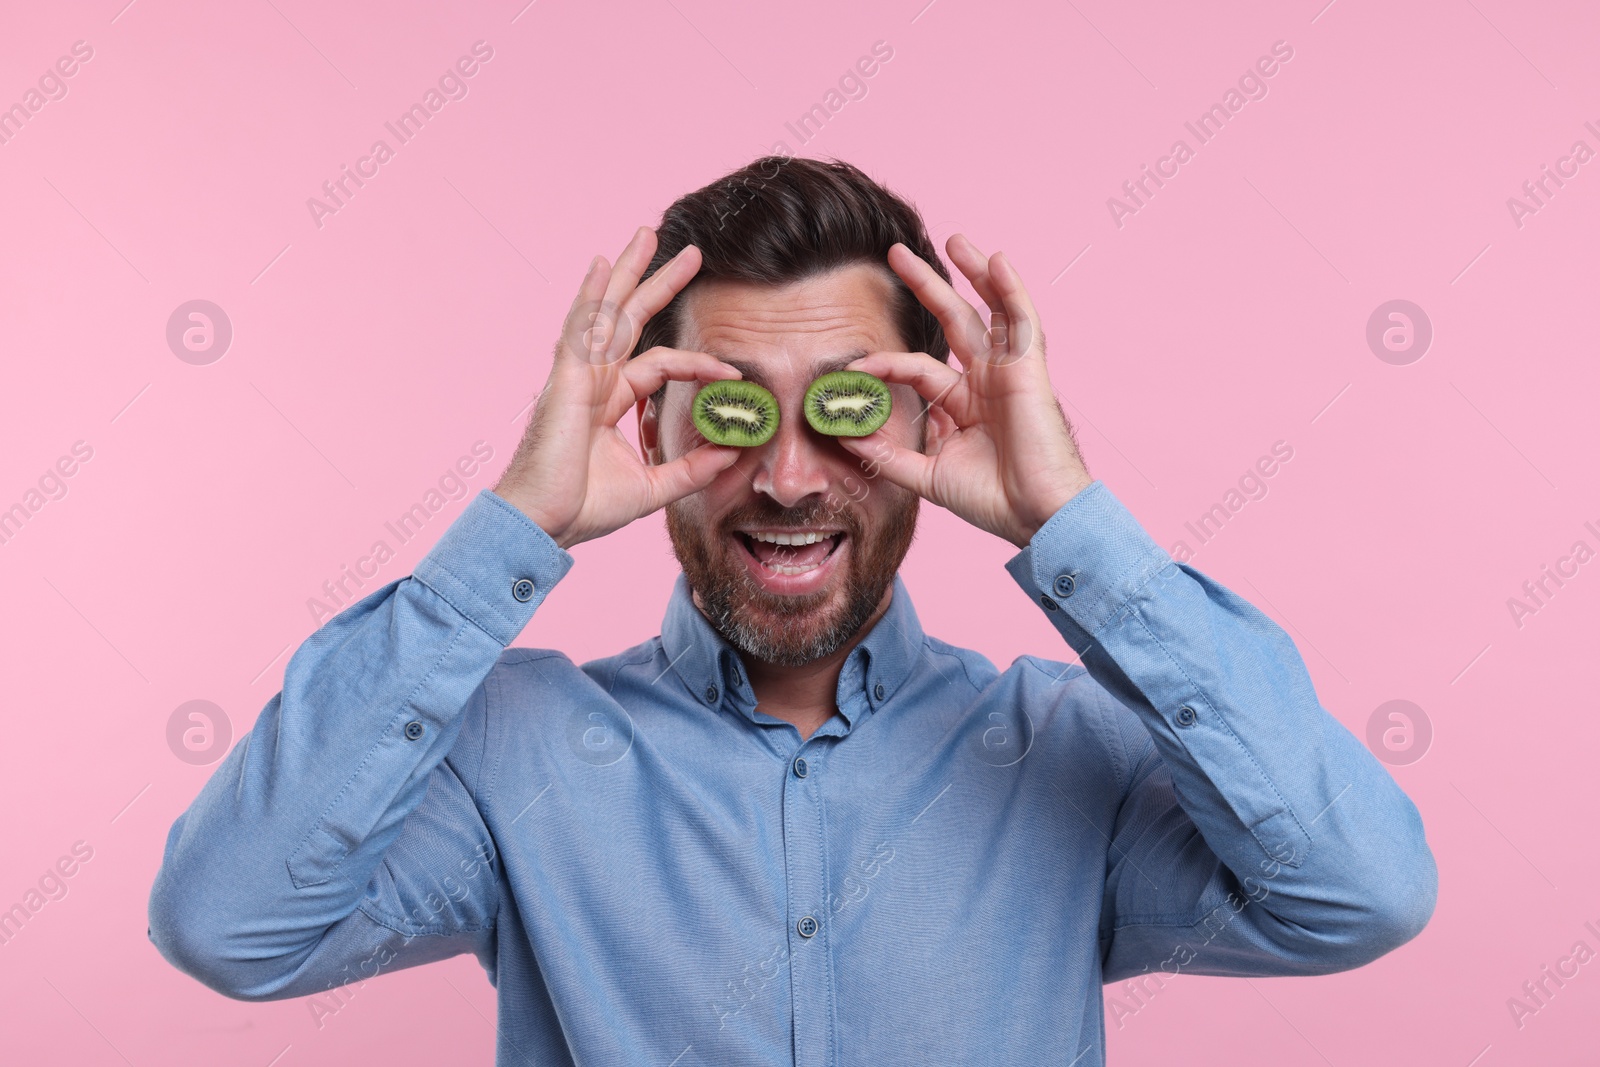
left=148, top=481, right=1436, bottom=1065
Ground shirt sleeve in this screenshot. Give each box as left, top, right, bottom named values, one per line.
left=147, top=489, right=575, bottom=1001
left=1003, top=481, right=1438, bottom=982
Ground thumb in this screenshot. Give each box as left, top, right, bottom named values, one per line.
left=837, top=433, right=935, bottom=500
left=642, top=442, right=742, bottom=512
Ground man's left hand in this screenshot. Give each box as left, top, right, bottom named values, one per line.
left=839, top=235, right=1094, bottom=549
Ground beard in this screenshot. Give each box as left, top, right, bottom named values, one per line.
left=665, top=485, right=920, bottom=668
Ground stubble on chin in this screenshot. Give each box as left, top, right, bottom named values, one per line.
left=664, top=490, right=919, bottom=668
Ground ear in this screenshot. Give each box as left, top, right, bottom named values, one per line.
left=637, top=394, right=663, bottom=466
left=920, top=398, right=958, bottom=457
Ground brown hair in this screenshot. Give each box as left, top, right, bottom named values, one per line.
left=633, top=155, right=951, bottom=411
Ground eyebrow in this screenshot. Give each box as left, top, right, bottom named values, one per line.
left=709, top=349, right=868, bottom=389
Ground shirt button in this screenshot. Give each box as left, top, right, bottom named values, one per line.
left=874, top=682, right=885, bottom=701
left=403, top=720, right=425, bottom=740
left=796, top=915, right=818, bottom=938
left=704, top=685, right=719, bottom=704
left=1039, top=593, right=1059, bottom=611
left=1175, top=705, right=1197, bottom=727
left=1053, top=573, right=1076, bottom=598
left=793, top=756, right=809, bottom=779
left=512, top=578, right=536, bottom=602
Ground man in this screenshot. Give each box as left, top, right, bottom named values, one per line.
left=148, top=156, right=1437, bottom=1065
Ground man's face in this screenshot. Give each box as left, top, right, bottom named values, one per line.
left=644, top=262, right=927, bottom=668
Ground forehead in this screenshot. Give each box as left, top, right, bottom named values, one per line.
left=677, top=262, right=904, bottom=383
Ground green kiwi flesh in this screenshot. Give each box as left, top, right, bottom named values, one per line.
left=803, top=370, right=891, bottom=436
left=691, top=379, right=779, bottom=447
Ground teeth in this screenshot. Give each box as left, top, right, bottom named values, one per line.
left=747, top=530, right=834, bottom=545
left=766, top=561, right=821, bottom=575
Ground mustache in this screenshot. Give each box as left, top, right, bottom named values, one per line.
left=719, top=500, right=861, bottom=536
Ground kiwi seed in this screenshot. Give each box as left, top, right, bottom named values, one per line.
left=802, top=370, right=891, bottom=437
left=691, top=379, right=780, bottom=447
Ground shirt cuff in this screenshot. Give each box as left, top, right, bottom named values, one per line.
left=411, top=488, right=575, bottom=645
left=1003, top=481, right=1174, bottom=643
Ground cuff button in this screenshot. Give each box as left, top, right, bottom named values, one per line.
left=1175, top=706, right=1197, bottom=727
left=512, top=578, right=536, bottom=602
left=1053, top=574, right=1076, bottom=598
left=1039, top=593, right=1059, bottom=611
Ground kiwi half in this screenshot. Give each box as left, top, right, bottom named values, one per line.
left=802, top=370, right=891, bottom=437
left=691, top=379, right=779, bottom=447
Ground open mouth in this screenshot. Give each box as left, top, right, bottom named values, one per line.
left=732, top=531, right=844, bottom=579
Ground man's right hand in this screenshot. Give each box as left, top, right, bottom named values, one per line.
left=493, top=226, right=743, bottom=550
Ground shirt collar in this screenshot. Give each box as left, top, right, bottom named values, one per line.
left=659, top=572, right=925, bottom=729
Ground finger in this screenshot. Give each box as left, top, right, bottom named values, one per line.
left=614, top=244, right=703, bottom=356
left=622, top=347, right=742, bottom=404
left=845, top=350, right=972, bottom=426
left=886, top=242, right=990, bottom=371
left=601, top=226, right=658, bottom=311
left=835, top=432, right=938, bottom=501
left=641, top=441, right=742, bottom=512
left=556, top=254, right=617, bottom=364
left=587, top=227, right=662, bottom=364
left=986, top=249, right=1044, bottom=360
left=945, top=236, right=1042, bottom=367
left=606, top=347, right=741, bottom=424
left=946, top=233, right=1003, bottom=313
left=568, top=253, right=611, bottom=318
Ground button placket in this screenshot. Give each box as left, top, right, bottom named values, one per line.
left=781, top=742, right=832, bottom=1065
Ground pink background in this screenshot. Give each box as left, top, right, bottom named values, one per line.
left=2, top=0, right=1596, bottom=1062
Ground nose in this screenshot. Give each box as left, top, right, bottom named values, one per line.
left=746, top=406, right=836, bottom=509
